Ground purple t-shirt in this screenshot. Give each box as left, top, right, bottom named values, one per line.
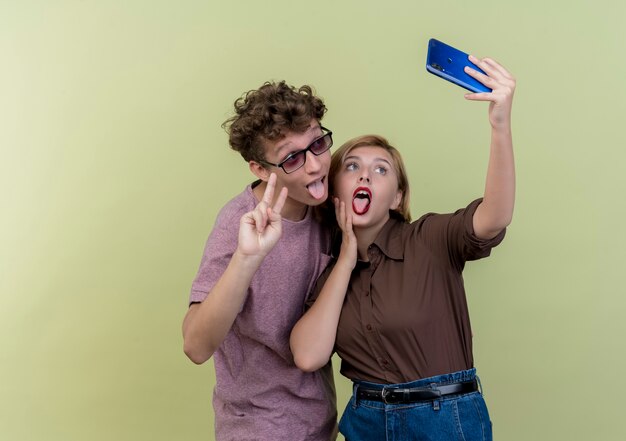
left=190, top=183, right=337, bottom=441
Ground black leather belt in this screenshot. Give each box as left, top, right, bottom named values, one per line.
left=356, top=379, right=478, bottom=404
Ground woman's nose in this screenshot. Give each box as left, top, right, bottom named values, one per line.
left=358, top=175, right=370, bottom=183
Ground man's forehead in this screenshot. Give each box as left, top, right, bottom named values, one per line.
left=263, top=122, right=320, bottom=156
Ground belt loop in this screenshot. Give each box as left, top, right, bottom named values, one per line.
left=429, top=382, right=440, bottom=411
left=352, top=383, right=360, bottom=409
left=476, top=376, right=484, bottom=396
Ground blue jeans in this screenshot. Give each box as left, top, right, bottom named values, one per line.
left=338, top=369, right=492, bottom=441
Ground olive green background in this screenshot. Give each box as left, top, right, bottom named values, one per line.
left=2, top=1, right=625, bottom=440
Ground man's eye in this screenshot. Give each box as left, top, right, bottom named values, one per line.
left=310, top=139, right=323, bottom=149
left=282, top=152, right=302, bottom=166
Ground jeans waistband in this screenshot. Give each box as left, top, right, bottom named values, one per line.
left=352, top=369, right=480, bottom=405
left=356, top=378, right=478, bottom=404
left=353, top=368, right=477, bottom=391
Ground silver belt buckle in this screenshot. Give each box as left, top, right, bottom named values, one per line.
left=381, top=387, right=403, bottom=404
left=381, top=387, right=392, bottom=404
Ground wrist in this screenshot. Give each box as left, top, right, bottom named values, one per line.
left=232, top=249, right=265, bottom=270
left=491, top=123, right=512, bottom=136
left=336, top=254, right=356, bottom=272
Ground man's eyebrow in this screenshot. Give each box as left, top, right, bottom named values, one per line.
left=274, top=124, right=321, bottom=157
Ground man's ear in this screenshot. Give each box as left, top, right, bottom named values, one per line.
left=249, top=161, right=270, bottom=181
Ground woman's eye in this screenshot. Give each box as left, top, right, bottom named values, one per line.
left=345, top=162, right=358, bottom=171
left=375, top=166, right=387, bottom=175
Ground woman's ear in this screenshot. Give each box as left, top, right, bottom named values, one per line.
left=391, top=190, right=402, bottom=210
left=249, top=161, right=270, bottom=181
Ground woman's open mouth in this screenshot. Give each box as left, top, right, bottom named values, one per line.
left=352, top=186, right=371, bottom=215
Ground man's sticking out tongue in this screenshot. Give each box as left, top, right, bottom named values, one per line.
left=352, top=190, right=371, bottom=215
left=307, top=179, right=325, bottom=200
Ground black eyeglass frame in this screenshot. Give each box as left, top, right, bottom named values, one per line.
left=258, top=126, right=333, bottom=174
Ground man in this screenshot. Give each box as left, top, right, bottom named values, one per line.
left=183, top=81, right=337, bottom=440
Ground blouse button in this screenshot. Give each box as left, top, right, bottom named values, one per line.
left=366, top=324, right=372, bottom=331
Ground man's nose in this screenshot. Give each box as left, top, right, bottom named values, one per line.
left=304, top=150, right=322, bottom=173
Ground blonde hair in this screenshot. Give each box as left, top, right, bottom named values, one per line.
left=329, top=134, right=411, bottom=223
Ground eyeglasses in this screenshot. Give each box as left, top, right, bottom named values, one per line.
left=259, top=127, right=333, bottom=174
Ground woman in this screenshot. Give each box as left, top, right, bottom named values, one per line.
left=290, top=56, right=515, bottom=440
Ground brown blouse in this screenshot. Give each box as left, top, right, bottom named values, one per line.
left=307, top=199, right=506, bottom=384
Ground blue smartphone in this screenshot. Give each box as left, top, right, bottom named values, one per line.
left=426, top=38, right=491, bottom=93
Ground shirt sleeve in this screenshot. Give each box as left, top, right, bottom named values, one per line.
left=418, top=198, right=506, bottom=271
left=459, top=198, right=506, bottom=261
left=189, top=201, right=243, bottom=304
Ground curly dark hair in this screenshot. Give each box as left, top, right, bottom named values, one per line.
left=222, top=81, right=327, bottom=163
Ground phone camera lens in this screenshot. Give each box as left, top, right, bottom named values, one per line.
left=431, top=63, right=443, bottom=71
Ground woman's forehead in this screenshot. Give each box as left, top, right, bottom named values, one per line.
left=344, top=145, right=394, bottom=163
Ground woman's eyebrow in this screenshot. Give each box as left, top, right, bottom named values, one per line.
left=344, top=155, right=392, bottom=166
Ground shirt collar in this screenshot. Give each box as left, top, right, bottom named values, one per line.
left=370, top=214, right=406, bottom=261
